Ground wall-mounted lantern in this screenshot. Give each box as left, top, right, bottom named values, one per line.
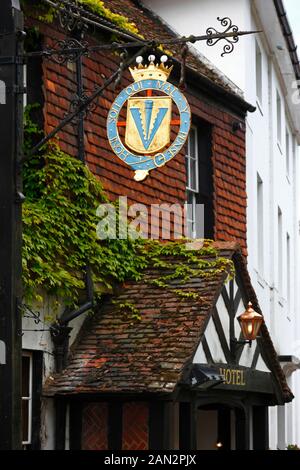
left=238, top=302, right=264, bottom=341
left=231, top=302, right=264, bottom=355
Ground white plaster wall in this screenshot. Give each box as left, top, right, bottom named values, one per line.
left=143, top=0, right=249, bottom=91
left=144, top=0, right=300, bottom=448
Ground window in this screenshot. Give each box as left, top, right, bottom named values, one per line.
left=287, top=233, right=291, bottom=308
left=185, top=123, right=214, bottom=239
left=286, top=129, right=290, bottom=177
left=278, top=207, right=283, bottom=293
left=292, top=135, right=296, bottom=183
left=186, top=126, right=199, bottom=238
left=21, top=350, right=43, bottom=449
left=22, top=352, right=33, bottom=447
left=277, top=91, right=282, bottom=146
left=257, top=174, right=264, bottom=273
left=255, top=41, right=262, bottom=105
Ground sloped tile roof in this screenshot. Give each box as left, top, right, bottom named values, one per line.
left=45, top=242, right=293, bottom=403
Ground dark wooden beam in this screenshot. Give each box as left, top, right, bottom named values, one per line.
left=179, top=403, right=193, bottom=450
left=55, top=399, right=67, bottom=450
left=202, top=335, right=214, bottom=364
left=0, top=0, right=24, bottom=450
left=149, top=401, right=164, bottom=450
left=253, top=406, right=269, bottom=450
left=69, top=401, right=83, bottom=450
left=218, top=407, right=231, bottom=450
left=251, top=345, right=260, bottom=370
left=235, top=408, right=250, bottom=450
left=212, top=308, right=232, bottom=364
left=30, top=351, right=43, bottom=450
left=108, top=402, right=122, bottom=450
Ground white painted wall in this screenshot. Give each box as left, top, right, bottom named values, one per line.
left=144, top=0, right=300, bottom=449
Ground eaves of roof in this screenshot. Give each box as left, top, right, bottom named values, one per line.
left=273, top=0, right=300, bottom=83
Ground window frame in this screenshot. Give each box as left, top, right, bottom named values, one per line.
left=276, top=90, right=282, bottom=148
left=286, top=128, right=290, bottom=179
left=286, top=232, right=291, bottom=309
left=185, top=125, right=199, bottom=193
left=255, top=40, right=263, bottom=107
left=278, top=207, right=283, bottom=294
left=185, top=126, right=199, bottom=238
left=257, top=173, right=264, bottom=274
left=22, top=351, right=33, bottom=447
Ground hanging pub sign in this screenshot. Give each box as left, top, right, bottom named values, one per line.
left=107, top=55, right=191, bottom=181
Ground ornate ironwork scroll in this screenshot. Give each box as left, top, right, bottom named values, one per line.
left=114, top=50, right=129, bottom=90
left=206, top=17, right=239, bottom=57
left=56, top=0, right=86, bottom=32
left=20, top=303, right=42, bottom=325
left=68, top=88, right=97, bottom=123
left=44, top=38, right=89, bottom=63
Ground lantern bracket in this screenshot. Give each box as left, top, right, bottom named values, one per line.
left=230, top=337, right=252, bottom=357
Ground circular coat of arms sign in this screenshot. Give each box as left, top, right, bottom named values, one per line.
left=107, top=55, right=191, bottom=181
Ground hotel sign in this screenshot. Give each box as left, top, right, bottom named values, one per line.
left=107, top=55, right=191, bottom=182
left=194, top=364, right=274, bottom=395
left=219, top=367, right=246, bottom=386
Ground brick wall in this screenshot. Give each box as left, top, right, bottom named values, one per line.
left=186, top=95, right=247, bottom=254
left=25, top=18, right=247, bottom=254
left=82, top=402, right=108, bottom=450
left=122, top=402, right=149, bottom=450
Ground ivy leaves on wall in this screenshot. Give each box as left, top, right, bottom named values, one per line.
left=22, top=107, right=234, bottom=315
left=22, top=142, right=147, bottom=306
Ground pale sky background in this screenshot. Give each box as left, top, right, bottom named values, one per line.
left=284, top=0, right=300, bottom=50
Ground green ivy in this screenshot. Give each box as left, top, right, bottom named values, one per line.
left=22, top=146, right=234, bottom=311
left=22, top=107, right=234, bottom=315
left=22, top=142, right=148, bottom=306
left=23, top=103, right=44, bottom=156
left=78, top=0, right=141, bottom=37
left=112, top=300, right=141, bottom=322
left=140, top=239, right=234, bottom=300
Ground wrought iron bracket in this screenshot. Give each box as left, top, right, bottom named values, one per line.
left=231, top=337, right=252, bottom=351
left=44, top=38, right=89, bottom=64
left=19, top=303, right=42, bottom=325
left=68, top=88, right=97, bottom=123
left=207, top=17, right=239, bottom=56
left=56, top=0, right=88, bottom=34
left=0, top=56, right=26, bottom=65
left=114, top=49, right=129, bottom=90
left=179, top=43, right=189, bottom=91
left=18, top=9, right=261, bottom=160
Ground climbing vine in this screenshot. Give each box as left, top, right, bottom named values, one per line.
left=22, top=144, right=149, bottom=306
left=140, top=239, right=234, bottom=300
left=22, top=106, right=234, bottom=315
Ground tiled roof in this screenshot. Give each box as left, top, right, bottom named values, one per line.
left=45, top=242, right=293, bottom=403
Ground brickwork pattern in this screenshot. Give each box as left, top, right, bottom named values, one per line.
left=82, top=402, right=108, bottom=450
left=122, top=402, right=149, bottom=450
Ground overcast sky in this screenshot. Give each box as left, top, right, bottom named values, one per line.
left=284, top=0, right=300, bottom=49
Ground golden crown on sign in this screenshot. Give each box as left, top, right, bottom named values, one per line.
left=129, top=54, right=173, bottom=82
